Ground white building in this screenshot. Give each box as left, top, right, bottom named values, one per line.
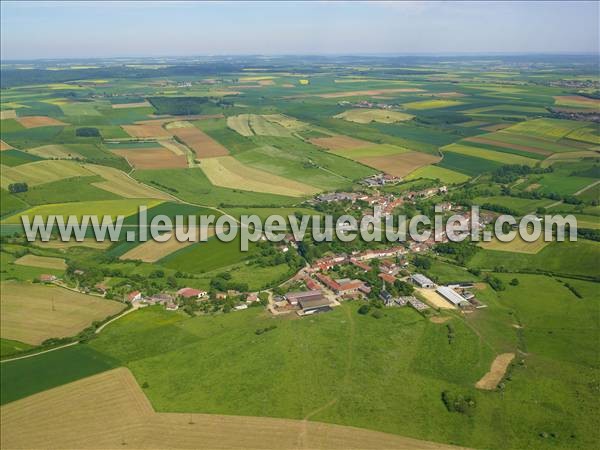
left=411, top=273, right=435, bottom=289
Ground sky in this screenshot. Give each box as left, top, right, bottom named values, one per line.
left=1, top=1, right=598, bottom=60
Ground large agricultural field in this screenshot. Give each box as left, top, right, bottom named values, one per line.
left=0, top=51, right=599, bottom=450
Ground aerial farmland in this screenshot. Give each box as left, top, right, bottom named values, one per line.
left=1, top=1, right=599, bottom=449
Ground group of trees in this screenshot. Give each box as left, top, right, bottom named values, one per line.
left=8, top=182, right=28, bottom=193
left=492, top=164, right=552, bottom=184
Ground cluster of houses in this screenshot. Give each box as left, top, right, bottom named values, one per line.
left=313, top=184, right=450, bottom=218
left=124, top=286, right=263, bottom=311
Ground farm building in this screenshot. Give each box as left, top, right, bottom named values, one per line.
left=298, top=297, right=332, bottom=315
left=436, top=286, right=470, bottom=308
left=177, top=287, right=207, bottom=299
left=127, top=291, right=142, bottom=302
left=234, top=304, right=248, bottom=311
left=411, top=273, right=435, bottom=288
left=350, top=258, right=372, bottom=272
left=146, top=293, right=174, bottom=305
left=378, top=273, right=396, bottom=284
left=38, top=274, right=57, bottom=283
left=285, top=290, right=323, bottom=306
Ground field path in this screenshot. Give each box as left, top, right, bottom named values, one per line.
left=574, top=179, right=600, bottom=196
left=0, top=341, right=79, bottom=364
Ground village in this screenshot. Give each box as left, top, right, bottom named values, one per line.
left=32, top=174, right=493, bottom=319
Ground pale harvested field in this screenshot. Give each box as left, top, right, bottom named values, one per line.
left=122, top=123, right=171, bottom=139
left=16, top=116, right=66, bottom=128
left=25, top=144, right=83, bottom=159
left=157, top=139, right=186, bottom=155
left=172, top=127, right=229, bottom=158
left=0, top=281, right=124, bottom=345
left=33, top=238, right=112, bottom=251
left=359, top=152, right=440, bottom=177
left=227, top=114, right=253, bottom=136
left=0, top=109, right=17, bottom=120
left=476, top=353, right=515, bottom=390
left=14, top=254, right=67, bottom=270
left=318, top=88, right=424, bottom=98
left=83, top=164, right=174, bottom=200
left=464, top=136, right=552, bottom=156
left=1, top=160, right=93, bottom=189
left=262, top=114, right=310, bottom=131
left=165, top=120, right=195, bottom=130
left=120, top=227, right=214, bottom=262
left=310, top=135, right=373, bottom=151
left=112, top=101, right=151, bottom=109
left=0, top=368, right=467, bottom=450
left=416, top=288, right=457, bottom=310
left=479, top=235, right=549, bottom=254
left=200, top=156, right=318, bottom=197
left=113, top=147, right=188, bottom=169
left=335, top=109, right=414, bottom=124
left=135, top=114, right=224, bottom=125
left=0, top=140, right=13, bottom=151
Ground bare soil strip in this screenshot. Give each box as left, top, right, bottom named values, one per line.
left=310, top=135, right=374, bottom=150
left=359, top=152, right=440, bottom=177
left=172, top=127, right=229, bottom=158
left=475, top=353, right=515, bottom=390
left=1, top=368, right=468, bottom=449
left=16, top=116, right=66, bottom=128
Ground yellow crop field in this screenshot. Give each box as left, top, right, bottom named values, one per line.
left=442, top=143, right=538, bottom=166
left=0, top=281, right=124, bottom=345
left=0, top=160, right=93, bottom=189
left=402, top=99, right=464, bottom=110
left=200, top=156, right=319, bottom=197
left=25, top=144, right=83, bottom=159
left=84, top=164, right=174, bottom=200
left=334, top=109, right=414, bottom=124
left=0, top=140, right=14, bottom=151
left=14, top=254, right=67, bottom=270
left=504, top=118, right=587, bottom=141
left=0, top=368, right=460, bottom=450
left=566, top=126, right=600, bottom=145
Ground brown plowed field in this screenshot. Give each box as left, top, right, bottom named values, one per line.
left=172, top=127, right=229, bottom=158
left=112, top=147, right=188, bottom=169
left=310, top=135, right=373, bottom=150
left=16, top=116, right=66, bottom=128
left=360, top=152, right=440, bottom=177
